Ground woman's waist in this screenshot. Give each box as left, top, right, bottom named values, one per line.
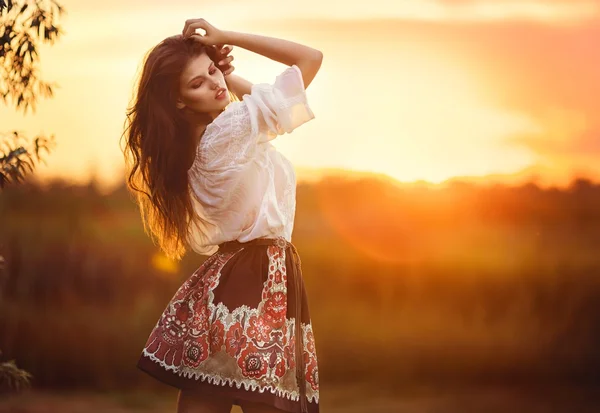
left=218, top=235, right=291, bottom=251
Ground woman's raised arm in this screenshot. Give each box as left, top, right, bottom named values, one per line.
left=181, top=19, right=322, bottom=89
left=223, top=31, right=323, bottom=89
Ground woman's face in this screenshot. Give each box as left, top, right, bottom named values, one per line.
left=177, top=52, right=230, bottom=118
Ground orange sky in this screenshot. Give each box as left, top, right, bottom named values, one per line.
left=1, top=0, right=599, bottom=190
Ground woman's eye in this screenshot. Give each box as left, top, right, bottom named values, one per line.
left=191, top=69, right=216, bottom=88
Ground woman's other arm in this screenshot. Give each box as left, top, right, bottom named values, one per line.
left=225, top=73, right=253, bottom=99
left=213, top=44, right=252, bottom=98
left=222, top=31, right=322, bottom=89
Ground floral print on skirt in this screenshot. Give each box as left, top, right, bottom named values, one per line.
left=136, top=238, right=319, bottom=413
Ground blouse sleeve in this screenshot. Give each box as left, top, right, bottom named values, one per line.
left=196, top=64, right=315, bottom=172
left=243, top=64, right=315, bottom=143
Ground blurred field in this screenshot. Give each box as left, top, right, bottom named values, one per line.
left=1, top=174, right=600, bottom=411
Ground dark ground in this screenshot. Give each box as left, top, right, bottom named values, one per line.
left=1, top=384, right=599, bottom=413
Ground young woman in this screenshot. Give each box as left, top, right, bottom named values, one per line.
left=121, top=18, right=323, bottom=413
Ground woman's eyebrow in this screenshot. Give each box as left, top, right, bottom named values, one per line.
left=187, top=62, right=214, bottom=85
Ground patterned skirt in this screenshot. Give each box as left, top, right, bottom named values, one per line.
left=136, top=236, right=320, bottom=413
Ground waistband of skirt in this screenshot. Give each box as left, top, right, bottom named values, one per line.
left=218, top=236, right=291, bottom=251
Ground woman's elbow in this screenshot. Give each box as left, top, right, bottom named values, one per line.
left=298, top=51, right=323, bottom=89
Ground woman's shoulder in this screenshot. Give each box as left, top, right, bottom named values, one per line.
left=192, top=99, right=257, bottom=171
left=200, top=99, right=253, bottom=147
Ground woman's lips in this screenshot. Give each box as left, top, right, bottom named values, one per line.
left=215, top=88, right=226, bottom=100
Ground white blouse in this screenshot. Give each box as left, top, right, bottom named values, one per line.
left=186, top=65, right=315, bottom=256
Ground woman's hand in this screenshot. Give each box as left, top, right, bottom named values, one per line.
left=189, top=34, right=236, bottom=76
left=214, top=44, right=235, bottom=76
left=182, top=18, right=229, bottom=46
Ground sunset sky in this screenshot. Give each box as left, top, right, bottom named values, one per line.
left=1, top=0, right=599, bottom=190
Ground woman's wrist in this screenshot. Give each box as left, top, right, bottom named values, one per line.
left=222, top=30, right=238, bottom=46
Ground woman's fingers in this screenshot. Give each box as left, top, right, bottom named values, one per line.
left=182, top=18, right=209, bottom=38
left=218, top=55, right=234, bottom=66
left=216, top=45, right=232, bottom=56
left=182, top=18, right=227, bottom=45
left=182, top=19, right=203, bottom=37
left=224, top=65, right=235, bottom=76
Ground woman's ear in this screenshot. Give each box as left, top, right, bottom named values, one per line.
left=176, top=99, right=185, bottom=110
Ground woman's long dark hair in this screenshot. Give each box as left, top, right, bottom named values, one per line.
left=120, top=35, right=236, bottom=260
